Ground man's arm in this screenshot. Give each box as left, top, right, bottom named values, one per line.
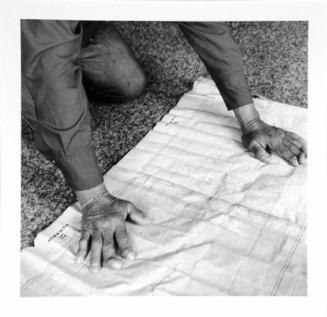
left=21, top=20, right=103, bottom=190
left=178, top=22, right=253, bottom=110
left=22, top=20, right=147, bottom=271
left=178, top=22, right=307, bottom=165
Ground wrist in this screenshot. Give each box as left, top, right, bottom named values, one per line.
left=75, top=182, right=114, bottom=207
left=81, top=192, right=115, bottom=212
left=242, top=117, right=266, bottom=133
left=233, top=103, right=263, bottom=132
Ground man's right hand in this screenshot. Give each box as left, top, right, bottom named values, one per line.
left=76, top=191, right=148, bottom=272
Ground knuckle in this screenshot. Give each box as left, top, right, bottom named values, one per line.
left=92, top=242, right=101, bottom=249
left=126, top=202, right=132, bottom=212
left=115, top=200, right=129, bottom=215
left=79, top=242, right=87, bottom=250
left=103, top=239, right=114, bottom=248
left=117, top=232, right=128, bottom=241
left=91, top=259, right=99, bottom=265
left=91, top=237, right=102, bottom=247
left=117, top=234, right=129, bottom=245
left=116, top=226, right=127, bottom=236
left=90, top=250, right=100, bottom=258
left=115, top=228, right=125, bottom=238
left=81, top=222, right=91, bottom=230
left=79, top=236, right=88, bottom=244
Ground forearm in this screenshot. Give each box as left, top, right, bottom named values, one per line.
left=178, top=22, right=253, bottom=110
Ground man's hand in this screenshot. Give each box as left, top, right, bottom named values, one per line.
left=241, top=118, right=307, bottom=166
left=233, top=103, right=307, bottom=166
left=76, top=191, right=148, bottom=272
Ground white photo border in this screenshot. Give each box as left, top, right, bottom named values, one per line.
left=0, top=1, right=326, bottom=316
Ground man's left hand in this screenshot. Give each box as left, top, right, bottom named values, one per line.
left=242, top=118, right=307, bottom=166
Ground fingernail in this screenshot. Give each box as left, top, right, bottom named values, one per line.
left=108, top=260, right=122, bottom=270
left=122, top=249, right=136, bottom=260
left=126, top=251, right=136, bottom=260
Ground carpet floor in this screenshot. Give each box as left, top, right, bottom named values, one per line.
left=21, top=21, right=307, bottom=248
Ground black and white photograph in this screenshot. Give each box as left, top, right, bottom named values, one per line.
left=20, top=18, right=308, bottom=296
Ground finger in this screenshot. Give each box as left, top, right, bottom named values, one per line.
left=283, top=139, right=301, bottom=157
left=298, top=152, right=306, bottom=165
left=301, top=142, right=307, bottom=157
left=128, top=203, right=150, bottom=225
left=277, top=147, right=297, bottom=166
left=284, top=137, right=305, bottom=157
left=102, top=229, right=123, bottom=270
left=293, top=141, right=307, bottom=157
left=102, top=229, right=115, bottom=260
left=288, top=133, right=307, bottom=156
left=115, top=224, right=136, bottom=260
left=275, top=144, right=298, bottom=166
left=288, top=156, right=299, bottom=167
left=288, top=131, right=306, bottom=145
left=89, top=231, right=102, bottom=273
left=249, top=142, right=271, bottom=163
left=76, top=231, right=90, bottom=263
left=106, top=258, right=123, bottom=270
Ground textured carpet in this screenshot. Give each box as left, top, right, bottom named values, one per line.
left=21, top=21, right=308, bottom=248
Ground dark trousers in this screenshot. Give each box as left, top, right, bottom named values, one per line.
left=22, top=22, right=146, bottom=127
